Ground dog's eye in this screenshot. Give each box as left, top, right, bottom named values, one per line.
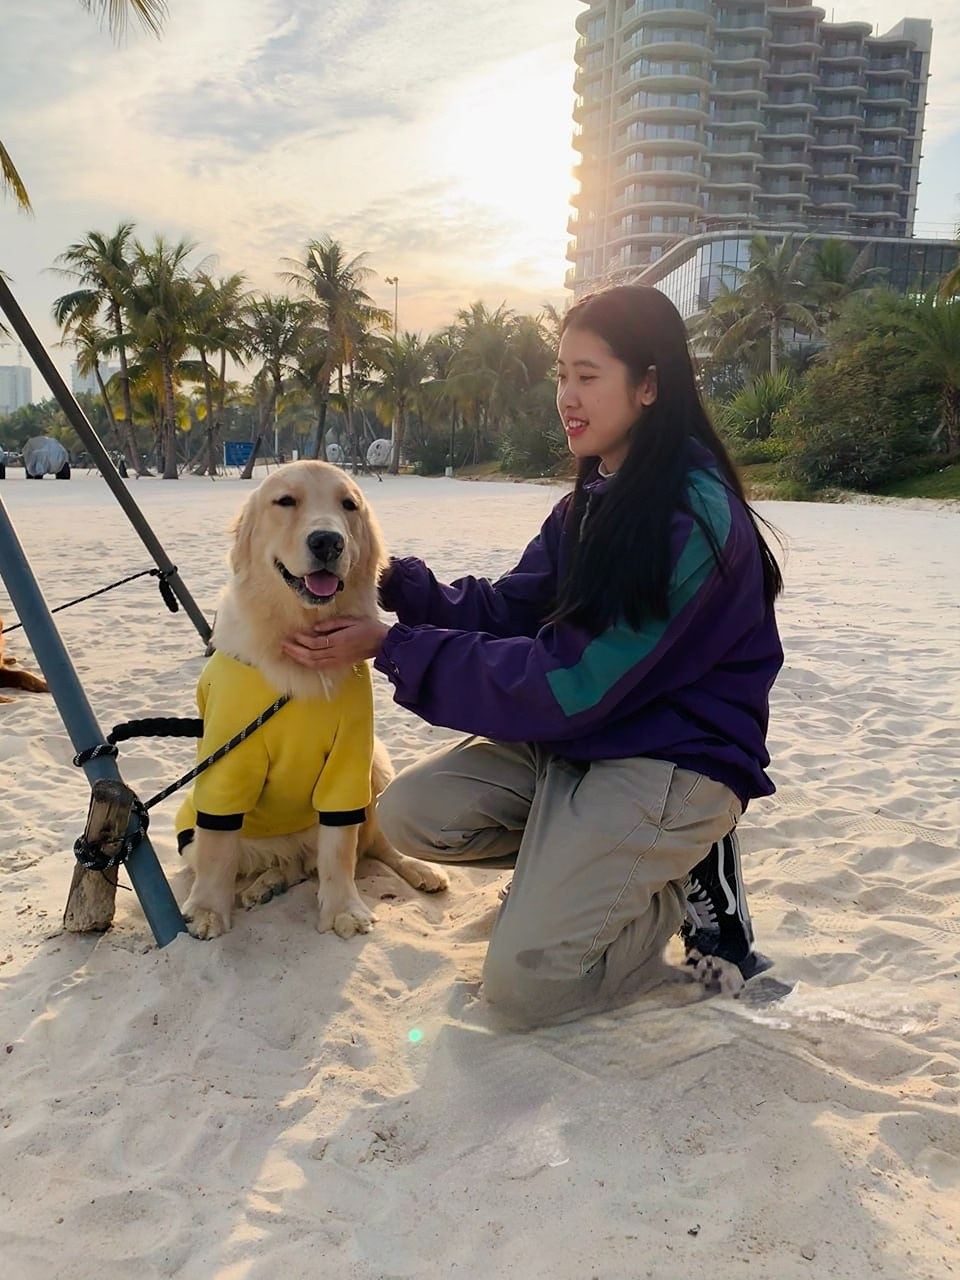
left=341, top=497, right=359, bottom=512
left=273, top=495, right=297, bottom=508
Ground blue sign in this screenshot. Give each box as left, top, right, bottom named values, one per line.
left=224, top=441, right=255, bottom=468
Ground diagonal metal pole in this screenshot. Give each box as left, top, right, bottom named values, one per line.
left=0, top=496, right=186, bottom=947
left=0, top=273, right=211, bottom=645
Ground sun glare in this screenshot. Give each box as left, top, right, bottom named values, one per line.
left=426, top=47, right=576, bottom=281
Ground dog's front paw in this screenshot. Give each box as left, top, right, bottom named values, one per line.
left=183, top=903, right=232, bottom=940
left=317, top=891, right=375, bottom=938
left=402, top=858, right=450, bottom=894
left=239, top=870, right=289, bottom=909
left=690, top=951, right=744, bottom=997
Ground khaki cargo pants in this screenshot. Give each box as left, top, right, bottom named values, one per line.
left=377, top=736, right=742, bottom=1028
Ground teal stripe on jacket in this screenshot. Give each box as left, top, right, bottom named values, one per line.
left=546, top=468, right=733, bottom=718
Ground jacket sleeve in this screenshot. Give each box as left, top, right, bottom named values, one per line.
left=378, top=498, right=570, bottom=639
left=374, top=493, right=756, bottom=744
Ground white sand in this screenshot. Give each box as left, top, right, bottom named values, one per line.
left=0, top=469, right=958, bottom=1280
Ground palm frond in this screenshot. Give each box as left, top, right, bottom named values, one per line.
left=78, top=0, right=167, bottom=39
left=0, top=139, right=31, bottom=211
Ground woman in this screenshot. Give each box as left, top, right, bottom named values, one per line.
left=284, top=286, right=783, bottom=1027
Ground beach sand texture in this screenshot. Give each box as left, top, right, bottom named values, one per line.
left=0, top=471, right=958, bottom=1279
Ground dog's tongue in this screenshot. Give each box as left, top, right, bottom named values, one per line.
left=304, top=570, right=341, bottom=599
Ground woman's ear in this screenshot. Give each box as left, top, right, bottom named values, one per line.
left=635, top=365, right=658, bottom=409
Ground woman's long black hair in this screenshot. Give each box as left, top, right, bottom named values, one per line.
left=551, top=285, right=783, bottom=632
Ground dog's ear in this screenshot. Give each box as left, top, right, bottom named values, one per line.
left=359, top=501, right=389, bottom=587
left=230, top=492, right=257, bottom=573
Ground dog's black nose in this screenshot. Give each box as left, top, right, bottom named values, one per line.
left=307, top=529, right=345, bottom=563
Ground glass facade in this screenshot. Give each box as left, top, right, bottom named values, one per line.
left=633, top=230, right=960, bottom=320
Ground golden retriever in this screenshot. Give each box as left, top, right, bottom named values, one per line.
left=178, top=460, right=448, bottom=940
left=0, top=615, right=49, bottom=703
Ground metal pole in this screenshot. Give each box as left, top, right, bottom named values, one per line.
left=0, top=274, right=212, bottom=645
left=0, top=497, right=186, bottom=947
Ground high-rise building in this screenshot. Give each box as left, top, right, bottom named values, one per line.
left=568, top=1, right=933, bottom=296
left=0, top=365, right=32, bottom=416
left=71, top=361, right=120, bottom=397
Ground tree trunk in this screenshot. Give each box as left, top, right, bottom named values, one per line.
left=943, top=386, right=960, bottom=458
left=308, top=362, right=334, bottom=459
left=389, top=399, right=405, bottom=475
left=198, top=356, right=217, bottom=476
left=161, top=357, right=178, bottom=479
left=112, top=301, right=149, bottom=476
left=92, top=363, right=126, bottom=465
left=769, top=315, right=780, bottom=378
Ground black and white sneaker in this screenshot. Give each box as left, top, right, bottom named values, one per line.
left=681, top=831, right=773, bottom=982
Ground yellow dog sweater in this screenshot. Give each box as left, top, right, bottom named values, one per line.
left=176, top=650, right=373, bottom=841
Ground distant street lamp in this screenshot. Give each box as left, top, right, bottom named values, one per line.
left=385, top=276, right=399, bottom=333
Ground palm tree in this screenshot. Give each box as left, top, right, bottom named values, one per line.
left=448, top=302, right=527, bottom=463
left=52, top=222, right=148, bottom=473
left=242, top=293, right=312, bottom=459
left=280, top=237, right=388, bottom=458
left=715, top=370, right=795, bottom=442
left=62, top=318, right=127, bottom=455
left=127, top=234, right=198, bottom=477
left=708, top=235, right=820, bottom=377
left=2, top=2, right=166, bottom=210
left=809, top=239, right=886, bottom=323
left=898, top=294, right=960, bottom=457
left=372, top=332, right=430, bottom=474
left=188, top=271, right=248, bottom=475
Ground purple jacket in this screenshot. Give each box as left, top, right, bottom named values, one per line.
left=374, top=449, right=783, bottom=807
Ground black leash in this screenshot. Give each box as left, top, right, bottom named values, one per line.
left=71, top=697, right=290, bottom=873
left=3, top=567, right=180, bottom=633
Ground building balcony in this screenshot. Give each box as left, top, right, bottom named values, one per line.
left=759, top=152, right=813, bottom=171
left=812, top=109, right=862, bottom=126
left=706, top=139, right=764, bottom=158
left=767, top=35, right=821, bottom=55
left=818, top=44, right=868, bottom=64
left=859, top=146, right=904, bottom=162
left=702, top=173, right=762, bottom=191
left=714, top=12, right=770, bottom=36
left=808, top=195, right=858, bottom=210
left=755, top=183, right=808, bottom=199
left=855, top=175, right=905, bottom=192
left=619, top=66, right=710, bottom=92
left=614, top=132, right=706, bottom=161
left=765, top=95, right=815, bottom=111
left=612, top=191, right=702, bottom=218
left=710, top=78, right=766, bottom=97
left=809, top=135, right=860, bottom=152
left=811, top=166, right=857, bottom=182
left=766, top=66, right=818, bottom=83
left=617, top=103, right=708, bottom=131
left=860, top=118, right=908, bottom=136
left=573, top=66, right=603, bottom=96
left=621, top=1, right=714, bottom=37
left=619, top=36, right=713, bottom=66
left=818, top=78, right=867, bottom=95
left=614, top=155, right=702, bottom=183
left=760, top=123, right=814, bottom=140
left=866, top=59, right=914, bottom=77
left=708, top=111, right=764, bottom=127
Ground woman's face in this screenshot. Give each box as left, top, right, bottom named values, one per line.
left=556, top=326, right=657, bottom=474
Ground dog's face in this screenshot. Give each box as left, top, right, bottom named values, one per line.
left=231, top=461, right=385, bottom=610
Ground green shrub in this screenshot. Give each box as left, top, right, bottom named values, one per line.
left=777, top=356, right=936, bottom=490
left=498, top=386, right=567, bottom=477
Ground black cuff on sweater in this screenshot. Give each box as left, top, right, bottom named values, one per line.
left=318, top=808, right=366, bottom=827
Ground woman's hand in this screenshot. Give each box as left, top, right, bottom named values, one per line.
left=281, top=616, right=390, bottom=670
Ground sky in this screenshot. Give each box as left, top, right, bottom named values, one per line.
left=1, top=0, right=959, bottom=398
